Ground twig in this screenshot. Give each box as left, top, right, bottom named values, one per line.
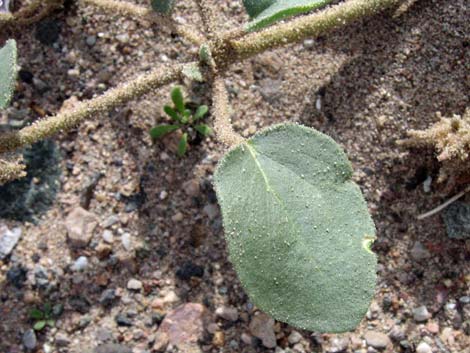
left=0, top=63, right=185, bottom=154
left=417, top=186, right=470, bottom=220
left=81, top=0, right=204, bottom=46
left=230, top=0, right=402, bottom=60
left=212, top=77, right=244, bottom=147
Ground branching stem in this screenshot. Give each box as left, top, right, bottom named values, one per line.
left=194, top=0, right=218, bottom=40
left=0, top=159, right=26, bottom=184
left=230, top=0, right=402, bottom=60
left=0, top=64, right=185, bottom=154
left=212, top=77, right=244, bottom=147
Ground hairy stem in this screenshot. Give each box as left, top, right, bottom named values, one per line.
left=81, top=0, right=204, bottom=46
left=0, top=64, right=185, bottom=154
left=0, top=159, right=26, bottom=185
left=0, top=0, right=62, bottom=28
left=230, top=0, right=402, bottom=59
left=212, top=77, right=244, bottom=147
left=194, top=0, right=217, bottom=39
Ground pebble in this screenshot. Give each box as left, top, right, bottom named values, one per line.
left=115, top=313, right=133, bottom=327
left=176, top=261, right=204, bottom=280
left=241, top=332, right=252, bottom=345
left=182, top=179, right=200, bottom=197
left=99, top=289, right=117, bottom=307
left=364, top=331, right=391, bottom=349
left=102, top=230, right=114, bottom=243
left=102, top=215, right=119, bottom=228
left=413, top=305, right=431, bottom=322
left=442, top=202, right=470, bottom=239
left=95, top=343, right=132, bottom=353
left=127, top=279, right=142, bottom=291
left=0, top=224, right=22, bottom=259
left=288, top=330, right=303, bottom=344
left=71, top=256, right=88, bottom=271
left=388, top=326, right=406, bottom=342
left=55, top=332, right=71, bottom=347
left=203, top=204, right=219, bottom=220
left=303, top=39, right=315, bottom=49
left=327, top=337, right=349, bottom=353
left=410, top=242, right=430, bottom=260
left=121, top=233, right=132, bottom=250
left=65, top=207, right=98, bottom=247
left=215, top=306, right=239, bottom=322
left=416, top=341, right=432, bottom=353
left=86, top=35, right=97, bottom=47
left=6, top=264, right=27, bottom=288
left=249, top=312, right=276, bottom=348
left=155, top=303, right=206, bottom=351
left=23, top=329, right=37, bottom=350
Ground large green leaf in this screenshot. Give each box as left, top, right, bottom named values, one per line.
left=151, top=0, right=176, bottom=15
left=0, top=39, right=18, bottom=109
left=244, top=0, right=333, bottom=31
left=214, top=123, right=377, bottom=332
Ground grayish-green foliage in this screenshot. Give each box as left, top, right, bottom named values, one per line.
left=243, top=0, right=333, bottom=31
left=214, top=123, right=377, bottom=332
left=151, top=0, right=175, bottom=15
left=0, top=39, right=18, bottom=109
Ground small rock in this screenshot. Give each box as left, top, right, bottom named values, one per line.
left=155, top=303, right=206, bottom=352
left=115, top=314, right=133, bottom=327
left=327, top=337, right=349, bottom=353
left=203, top=204, right=219, bottom=220
left=364, top=331, right=390, bottom=350
left=215, top=306, right=239, bottom=322
left=102, top=215, right=119, bottom=228
left=443, top=202, right=470, bottom=239
left=99, top=289, right=117, bottom=307
left=65, top=207, right=98, bottom=247
left=102, top=230, right=114, bottom=243
left=288, top=330, right=303, bottom=344
left=413, top=305, right=431, bottom=322
left=212, top=331, right=225, bottom=347
left=388, top=326, right=406, bottom=342
left=127, top=279, right=142, bottom=291
left=460, top=296, right=470, bottom=305
left=410, top=242, right=430, bottom=261
left=416, top=341, right=432, bottom=353
left=171, top=212, right=184, bottom=222
left=183, top=179, right=200, bottom=197
left=55, top=332, right=70, bottom=347
left=95, top=343, right=132, bottom=353
left=176, top=261, right=204, bottom=280
left=303, top=39, right=314, bottom=49
left=23, top=329, right=37, bottom=350
left=258, top=78, right=282, bottom=106
left=0, top=224, right=22, bottom=259
left=426, top=322, right=439, bottom=334
left=71, top=256, right=88, bottom=271
left=121, top=232, right=132, bottom=250
left=241, top=332, right=252, bottom=345
left=86, top=35, right=97, bottom=47
left=249, top=312, right=276, bottom=348
left=6, top=264, right=27, bottom=288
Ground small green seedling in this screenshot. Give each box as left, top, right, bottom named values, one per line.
left=29, top=303, right=58, bottom=331
left=150, top=86, right=212, bottom=157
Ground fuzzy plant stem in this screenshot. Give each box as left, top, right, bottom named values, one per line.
left=81, top=0, right=204, bottom=46
left=212, top=77, right=244, bottom=147
left=0, top=159, right=26, bottom=184
left=194, top=0, right=218, bottom=39
left=0, top=0, right=62, bottom=28
left=230, top=0, right=402, bottom=60
left=0, top=64, right=185, bottom=154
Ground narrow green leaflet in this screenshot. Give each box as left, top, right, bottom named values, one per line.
left=149, top=124, right=180, bottom=139
left=214, top=123, right=377, bottom=332
left=195, top=124, right=213, bottom=136
left=164, top=105, right=180, bottom=122
left=151, top=0, right=175, bottom=15
left=177, top=133, right=188, bottom=156
left=244, top=0, right=333, bottom=31
left=33, top=321, right=46, bottom=331
left=193, top=105, right=209, bottom=121
left=0, top=39, right=18, bottom=109
left=171, top=87, right=185, bottom=114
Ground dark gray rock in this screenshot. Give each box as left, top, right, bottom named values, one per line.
left=6, top=264, right=27, bottom=288
left=22, top=329, right=37, bottom=350
left=443, top=202, right=470, bottom=239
